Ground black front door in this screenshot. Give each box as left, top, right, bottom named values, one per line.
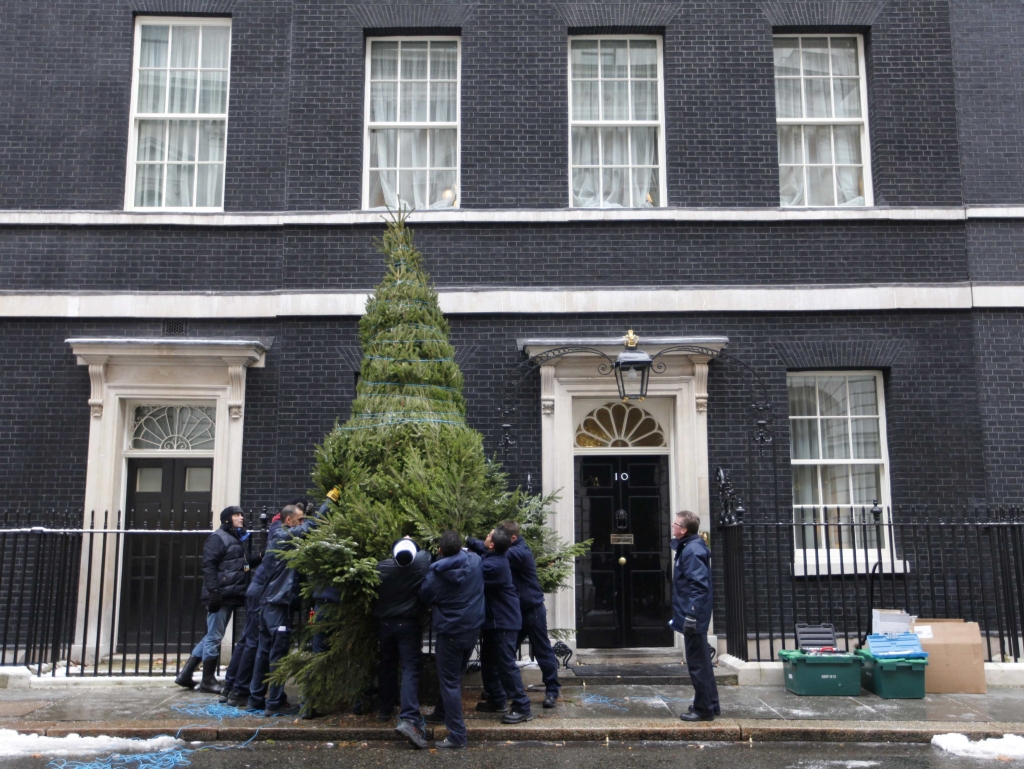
left=575, top=455, right=673, bottom=648
left=119, top=458, right=213, bottom=653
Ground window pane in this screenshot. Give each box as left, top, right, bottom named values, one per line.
left=572, top=167, right=599, bottom=207
left=399, top=129, right=428, bottom=168
left=197, top=120, right=226, bottom=161
left=601, top=168, right=627, bottom=207
left=429, top=169, right=457, bottom=208
left=852, top=418, right=881, bottom=459
left=793, top=466, right=820, bottom=505
left=401, top=42, right=428, bottom=80
left=371, top=41, right=398, bottom=80
left=199, top=72, right=227, bottom=114
left=430, top=128, right=457, bottom=168
left=370, top=82, right=397, bottom=122
left=791, top=419, right=820, bottom=459
left=369, top=170, right=397, bottom=209
left=137, top=466, right=163, bottom=493
left=833, top=78, right=861, bottom=118
left=138, top=70, right=167, bottom=113
left=201, top=26, right=230, bottom=68
left=774, top=78, right=801, bottom=118
left=788, top=376, right=818, bottom=415
left=572, top=127, right=599, bottom=166
left=165, top=163, right=195, bottom=207
left=630, top=40, right=657, bottom=78
left=774, top=38, right=800, bottom=76
left=802, top=37, right=830, bottom=76
left=137, top=120, right=166, bottom=161
left=185, top=466, right=213, bottom=493
left=818, top=377, right=848, bottom=416
left=602, top=80, right=628, bottom=120
left=601, top=127, right=628, bottom=165
left=851, top=465, right=881, bottom=505
left=848, top=377, right=878, bottom=415
left=140, top=26, right=169, bottom=68
left=779, top=166, right=804, bottom=206
left=430, top=41, right=458, bottom=80
left=168, top=120, right=197, bottom=161
left=833, top=125, right=861, bottom=164
left=836, top=167, right=864, bottom=206
left=807, top=166, right=835, bottom=206
left=632, top=80, right=658, bottom=120
left=821, top=418, right=850, bottom=459
left=804, top=78, right=832, bottom=118
left=631, top=127, right=658, bottom=165
left=399, top=169, right=428, bottom=209
left=369, top=129, right=397, bottom=168
left=134, top=163, right=164, bottom=207
left=170, top=26, right=200, bottom=68
left=632, top=168, right=658, bottom=207
left=777, top=125, right=802, bottom=164
left=196, top=163, right=223, bottom=207
left=430, top=81, right=457, bottom=122
left=805, top=125, right=832, bottom=164
left=400, top=81, right=428, bottom=122
left=572, top=81, right=599, bottom=120
left=821, top=465, right=851, bottom=505
left=571, top=40, right=599, bottom=79
left=601, top=40, right=628, bottom=79
left=831, top=37, right=859, bottom=76
left=169, top=70, right=197, bottom=113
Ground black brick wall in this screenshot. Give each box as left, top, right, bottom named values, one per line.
left=967, top=221, right=1024, bottom=284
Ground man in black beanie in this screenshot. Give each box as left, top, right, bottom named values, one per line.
left=175, top=506, right=253, bottom=693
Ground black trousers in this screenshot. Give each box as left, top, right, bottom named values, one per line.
left=248, top=604, right=292, bottom=708
left=433, top=629, right=479, bottom=746
left=515, top=604, right=560, bottom=695
left=480, top=628, right=531, bottom=713
left=224, top=593, right=261, bottom=696
left=378, top=618, right=423, bottom=724
left=684, top=632, right=720, bottom=716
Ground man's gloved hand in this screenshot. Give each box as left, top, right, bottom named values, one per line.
left=248, top=555, right=262, bottom=571
left=207, top=590, right=222, bottom=614
left=683, top=616, right=698, bottom=636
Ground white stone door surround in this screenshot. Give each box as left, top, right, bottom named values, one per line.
left=67, top=337, right=266, bottom=657
left=520, top=335, right=728, bottom=649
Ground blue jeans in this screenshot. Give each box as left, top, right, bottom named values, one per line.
left=224, top=594, right=262, bottom=696
left=516, top=604, right=560, bottom=695
left=378, top=618, right=423, bottom=724
left=432, top=629, right=479, bottom=746
left=480, top=628, right=530, bottom=714
left=248, top=604, right=292, bottom=708
left=191, top=604, right=238, bottom=661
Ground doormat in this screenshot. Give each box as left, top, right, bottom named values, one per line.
left=570, top=664, right=689, bottom=677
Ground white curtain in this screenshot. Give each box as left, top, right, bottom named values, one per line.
left=571, top=127, right=599, bottom=207
left=630, top=127, right=657, bottom=207
left=369, top=129, right=397, bottom=209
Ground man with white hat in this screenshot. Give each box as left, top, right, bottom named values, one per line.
left=376, top=536, right=431, bottom=749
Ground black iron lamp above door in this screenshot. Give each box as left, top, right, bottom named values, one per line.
left=613, top=329, right=653, bottom=401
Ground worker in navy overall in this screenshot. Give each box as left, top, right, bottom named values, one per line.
left=247, top=504, right=317, bottom=716
left=419, top=530, right=486, bottom=750
left=467, top=527, right=533, bottom=723
left=670, top=509, right=720, bottom=721
left=376, top=537, right=431, bottom=749
left=499, top=519, right=560, bottom=709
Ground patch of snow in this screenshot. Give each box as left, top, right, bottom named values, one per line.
left=786, top=708, right=820, bottom=717
left=932, top=733, right=1024, bottom=759
left=0, top=730, right=182, bottom=758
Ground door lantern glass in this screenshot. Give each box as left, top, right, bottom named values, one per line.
left=613, top=330, right=652, bottom=401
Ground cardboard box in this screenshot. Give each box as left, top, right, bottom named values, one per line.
left=873, top=609, right=916, bottom=634
left=911, top=619, right=986, bottom=694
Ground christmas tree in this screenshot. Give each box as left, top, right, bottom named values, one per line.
left=272, top=213, right=588, bottom=712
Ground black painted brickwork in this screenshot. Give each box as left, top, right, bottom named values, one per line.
left=0, top=220, right=968, bottom=291
left=0, top=0, right=967, bottom=210
left=966, top=221, right=1024, bottom=284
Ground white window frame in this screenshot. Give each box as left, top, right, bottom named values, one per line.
left=362, top=36, right=462, bottom=211
left=567, top=34, right=668, bottom=209
left=774, top=34, right=873, bottom=208
left=787, top=370, right=904, bottom=576
left=124, top=16, right=232, bottom=212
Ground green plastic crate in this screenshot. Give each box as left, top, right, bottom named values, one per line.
left=856, top=650, right=928, bottom=699
left=778, top=649, right=863, bottom=696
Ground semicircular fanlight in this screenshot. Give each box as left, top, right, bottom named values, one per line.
left=574, top=402, right=666, bottom=449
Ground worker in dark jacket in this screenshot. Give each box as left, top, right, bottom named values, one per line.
left=247, top=505, right=317, bottom=715
left=499, top=520, right=560, bottom=708
left=175, top=506, right=252, bottom=694
left=467, top=528, right=532, bottom=724
left=670, top=510, right=719, bottom=721
left=376, top=537, right=431, bottom=749
left=219, top=556, right=269, bottom=706
left=419, top=530, right=485, bottom=750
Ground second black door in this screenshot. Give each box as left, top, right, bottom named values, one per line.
left=575, top=455, right=673, bottom=648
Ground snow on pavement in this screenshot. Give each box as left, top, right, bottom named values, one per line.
left=0, top=730, right=182, bottom=758
left=932, top=733, right=1024, bottom=759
